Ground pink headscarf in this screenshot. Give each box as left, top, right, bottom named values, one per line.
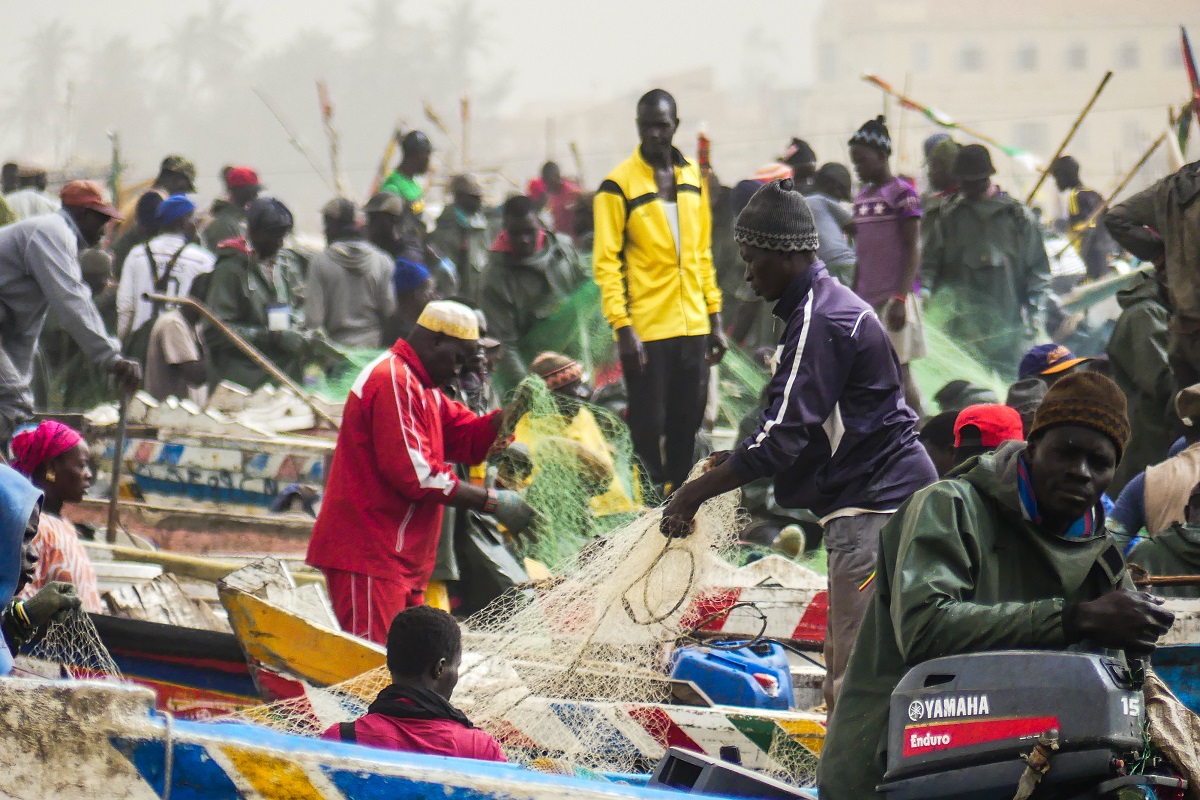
left=11, top=421, right=83, bottom=478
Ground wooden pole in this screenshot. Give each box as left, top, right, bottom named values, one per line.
left=316, top=81, right=347, bottom=198
left=253, top=87, right=336, bottom=193
left=897, top=73, right=911, bottom=176
left=1025, top=71, right=1113, bottom=205
left=1135, top=573, right=1200, bottom=588
left=142, top=293, right=339, bottom=430
left=569, top=141, right=585, bottom=187
left=106, top=392, right=130, bottom=543
left=863, top=75, right=1027, bottom=164
left=371, top=123, right=404, bottom=198
left=460, top=95, right=471, bottom=171
left=1054, top=132, right=1165, bottom=259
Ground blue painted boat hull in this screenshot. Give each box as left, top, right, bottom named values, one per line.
left=1152, top=644, right=1200, bottom=714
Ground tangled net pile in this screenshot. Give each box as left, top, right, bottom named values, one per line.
left=233, top=478, right=824, bottom=784
left=23, top=610, right=122, bottom=680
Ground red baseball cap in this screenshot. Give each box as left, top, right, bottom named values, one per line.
left=954, top=404, right=1024, bottom=448
left=59, top=180, right=122, bottom=219
left=226, top=166, right=261, bottom=189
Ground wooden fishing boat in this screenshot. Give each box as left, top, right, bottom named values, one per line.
left=221, top=588, right=386, bottom=689
left=94, top=427, right=332, bottom=514
left=2, top=677, right=785, bottom=799
left=87, top=613, right=262, bottom=720
left=73, top=497, right=315, bottom=555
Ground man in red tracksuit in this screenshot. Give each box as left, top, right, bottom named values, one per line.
left=307, top=300, right=534, bottom=644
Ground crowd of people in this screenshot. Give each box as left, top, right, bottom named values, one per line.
left=0, top=81, right=1199, bottom=794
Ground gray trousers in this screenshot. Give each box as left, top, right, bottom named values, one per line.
left=822, top=512, right=891, bottom=711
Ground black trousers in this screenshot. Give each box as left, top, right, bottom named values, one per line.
left=623, top=335, right=710, bottom=493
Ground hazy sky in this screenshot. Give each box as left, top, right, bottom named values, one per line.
left=0, top=0, right=824, bottom=111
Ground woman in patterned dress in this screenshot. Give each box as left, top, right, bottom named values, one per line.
left=11, top=421, right=104, bottom=613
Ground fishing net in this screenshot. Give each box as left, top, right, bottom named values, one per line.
left=914, top=298, right=1024, bottom=392
left=309, top=346, right=388, bottom=403
left=504, top=378, right=642, bottom=566
left=23, top=610, right=122, bottom=680
left=225, top=473, right=830, bottom=784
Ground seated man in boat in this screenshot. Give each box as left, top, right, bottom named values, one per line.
left=0, top=463, right=84, bottom=675
left=306, top=301, right=535, bottom=644
left=11, top=420, right=104, bottom=613
left=818, top=373, right=1176, bottom=799
left=1128, top=480, right=1200, bottom=599
left=323, top=605, right=505, bottom=762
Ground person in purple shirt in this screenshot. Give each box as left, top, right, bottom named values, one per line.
left=662, top=178, right=937, bottom=711
left=849, top=115, right=926, bottom=416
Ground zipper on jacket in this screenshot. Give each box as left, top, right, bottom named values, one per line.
left=672, top=162, right=688, bottom=336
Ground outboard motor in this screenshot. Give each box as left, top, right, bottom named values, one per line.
left=878, top=651, right=1185, bottom=800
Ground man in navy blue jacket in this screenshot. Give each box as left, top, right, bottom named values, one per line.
left=663, top=178, right=936, bottom=710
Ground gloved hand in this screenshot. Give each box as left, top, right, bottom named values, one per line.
left=499, top=382, right=537, bottom=434
left=1065, top=590, right=1174, bottom=653
left=492, top=489, right=536, bottom=535
left=22, top=582, right=82, bottom=628
left=270, top=329, right=308, bottom=354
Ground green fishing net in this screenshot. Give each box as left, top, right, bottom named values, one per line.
left=913, top=300, right=1008, bottom=401
left=500, top=377, right=642, bottom=569
left=306, top=284, right=1007, bottom=574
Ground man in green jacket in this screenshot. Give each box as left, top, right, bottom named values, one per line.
left=922, top=144, right=1051, bottom=377
left=1128, top=481, right=1200, bottom=599
left=818, top=372, right=1175, bottom=799
left=479, top=195, right=589, bottom=394
left=1107, top=263, right=1173, bottom=494
left=429, top=174, right=489, bottom=305
left=1106, top=160, right=1200, bottom=390
left=382, top=131, right=432, bottom=214
left=203, top=197, right=309, bottom=390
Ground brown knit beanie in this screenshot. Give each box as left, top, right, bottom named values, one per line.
left=530, top=351, right=583, bottom=390
left=1027, top=371, right=1129, bottom=459
left=734, top=178, right=820, bottom=252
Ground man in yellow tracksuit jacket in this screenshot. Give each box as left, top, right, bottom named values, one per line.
left=593, top=89, right=727, bottom=496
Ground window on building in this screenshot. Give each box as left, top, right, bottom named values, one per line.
left=912, top=41, right=930, bottom=72
left=1117, top=41, right=1139, bottom=69
left=1014, top=121, right=1048, bottom=153
left=1165, top=44, right=1184, bottom=69
left=1066, top=42, right=1087, bottom=70
left=1014, top=43, right=1037, bottom=72
left=959, top=43, right=984, bottom=72
left=819, top=42, right=838, bottom=80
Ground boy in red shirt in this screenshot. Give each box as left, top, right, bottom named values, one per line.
left=323, top=606, right=505, bottom=761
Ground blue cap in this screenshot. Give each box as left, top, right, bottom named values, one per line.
left=155, top=194, right=195, bottom=225
left=393, top=257, right=431, bottom=295
left=1018, top=344, right=1091, bottom=379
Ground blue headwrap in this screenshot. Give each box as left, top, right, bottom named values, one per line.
left=155, top=194, right=195, bottom=225
left=393, top=257, right=431, bottom=296
left=0, top=466, right=42, bottom=676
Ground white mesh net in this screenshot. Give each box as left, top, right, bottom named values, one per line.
left=24, top=609, right=122, bottom=680
left=228, top=476, right=821, bottom=785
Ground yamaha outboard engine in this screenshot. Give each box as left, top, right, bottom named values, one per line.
left=878, top=651, right=1184, bottom=800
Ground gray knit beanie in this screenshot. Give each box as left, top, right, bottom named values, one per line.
left=734, top=178, right=819, bottom=252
